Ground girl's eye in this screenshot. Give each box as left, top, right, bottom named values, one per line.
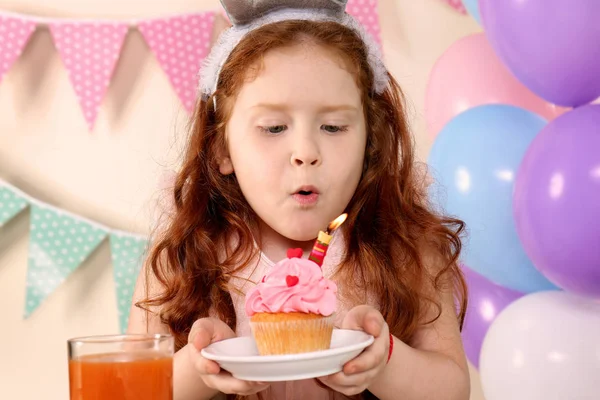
left=321, top=125, right=349, bottom=133
left=260, top=125, right=287, bottom=135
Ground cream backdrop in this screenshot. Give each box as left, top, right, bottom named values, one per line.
left=0, top=0, right=484, bottom=398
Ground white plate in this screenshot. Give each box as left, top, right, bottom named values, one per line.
left=201, top=329, right=374, bottom=382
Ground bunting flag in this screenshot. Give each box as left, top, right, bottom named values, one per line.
left=48, top=22, right=129, bottom=130
left=0, top=6, right=382, bottom=128
left=0, top=15, right=36, bottom=84
left=138, top=12, right=216, bottom=113
left=24, top=204, right=108, bottom=317
left=347, top=0, right=382, bottom=47
left=109, top=233, right=149, bottom=333
left=0, top=180, right=150, bottom=325
left=0, top=185, right=29, bottom=226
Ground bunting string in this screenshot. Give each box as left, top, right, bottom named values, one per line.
left=0, top=179, right=148, bottom=332
left=0, top=0, right=382, bottom=130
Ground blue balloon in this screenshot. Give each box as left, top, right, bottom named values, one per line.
left=428, top=105, right=558, bottom=293
left=462, top=0, right=481, bottom=23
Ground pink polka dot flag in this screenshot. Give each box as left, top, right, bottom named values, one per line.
left=347, top=0, right=382, bottom=47
left=0, top=15, right=36, bottom=85
left=138, top=12, right=216, bottom=113
left=49, top=22, right=129, bottom=130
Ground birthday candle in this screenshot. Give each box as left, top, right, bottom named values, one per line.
left=309, top=214, right=347, bottom=267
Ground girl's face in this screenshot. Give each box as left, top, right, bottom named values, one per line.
left=222, top=41, right=367, bottom=242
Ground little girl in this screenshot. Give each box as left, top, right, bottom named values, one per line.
left=128, top=1, right=470, bottom=399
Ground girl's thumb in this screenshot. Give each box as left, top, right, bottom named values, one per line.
left=189, top=319, right=215, bottom=350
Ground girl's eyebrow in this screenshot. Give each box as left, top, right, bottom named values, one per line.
left=250, top=103, right=359, bottom=113
left=318, top=105, right=359, bottom=114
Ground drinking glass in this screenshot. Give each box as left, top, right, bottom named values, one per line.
left=68, top=334, right=174, bottom=400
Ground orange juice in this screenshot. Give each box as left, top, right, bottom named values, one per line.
left=69, top=351, right=173, bottom=400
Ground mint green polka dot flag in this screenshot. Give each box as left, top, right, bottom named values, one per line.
left=0, top=185, right=29, bottom=227
left=24, top=204, right=108, bottom=318
left=109, top=233, right=149, bottom=333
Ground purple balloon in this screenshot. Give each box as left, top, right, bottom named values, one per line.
left=479, top=0, right=600, bottom=107
left=461, top=266, right=522, bottom=368
left=514, top=105, right=600, bottom=298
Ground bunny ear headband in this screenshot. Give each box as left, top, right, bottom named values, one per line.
left=198, top=0, right=389, bottom=103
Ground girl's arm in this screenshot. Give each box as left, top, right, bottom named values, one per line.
left=367, top=275, right=470, bottom=400
left=319, top=251, right=470, bottom=400
left=127, top=264, right=268, bottom=400
left=127, top=267, right=220, bottom=400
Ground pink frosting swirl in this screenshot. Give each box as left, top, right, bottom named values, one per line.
left=245, top=257, right=337, bottom=316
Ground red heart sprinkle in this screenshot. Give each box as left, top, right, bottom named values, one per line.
left=261, top=275, right=266, bottom=283
left=286, top=248, right=303, bottom=259
left=286, top=275, right=299, bottom=287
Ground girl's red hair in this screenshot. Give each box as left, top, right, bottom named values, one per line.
left=139, top=19, right=467, bottom=399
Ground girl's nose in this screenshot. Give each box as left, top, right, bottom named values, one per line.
left=290, top=136, right=321, bottom=167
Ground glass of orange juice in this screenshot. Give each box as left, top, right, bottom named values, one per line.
left=68, top=334, right=174, bottom=400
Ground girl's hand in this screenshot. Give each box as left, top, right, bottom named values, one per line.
left=317, top=305, right=390, bottom=396
left=188, top=318, right=270, bottom=396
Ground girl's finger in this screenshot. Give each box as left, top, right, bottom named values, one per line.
left=318, top=374, right=367, bottom=397
left=325, top=369, right=377, bottom=388
left=343, top=336, right=387, bottom=374
left=205, top=371, right=270, bottom=395
left=189, top=317, right=235, bottom=350
left=343, top=352, right=378, bottom=374
left=342, top=306, right=385, bottom=337
left=192, top=353, right=221, bottom=375
left=187, top=341, right=221, bottom=375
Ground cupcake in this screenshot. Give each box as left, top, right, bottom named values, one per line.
left=245, top=248, right=337, bottom=355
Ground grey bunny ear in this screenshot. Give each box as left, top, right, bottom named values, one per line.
left=220, top=0, right=348, bottom=26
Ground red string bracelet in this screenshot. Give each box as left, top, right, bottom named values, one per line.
left=387, top=333, right=394, bottom=364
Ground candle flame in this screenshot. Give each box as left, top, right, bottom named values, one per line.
left=327, top=213, right=347, bottom=233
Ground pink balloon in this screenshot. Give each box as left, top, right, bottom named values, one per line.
left=425, top=33, right=565, bottom=139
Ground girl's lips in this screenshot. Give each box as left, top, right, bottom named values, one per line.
left=295, top=185, right=319, bottom=194
left=293, top=192, right=319, bottom=206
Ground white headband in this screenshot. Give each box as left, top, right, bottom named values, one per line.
left=198, top=5, right=389, bottom=102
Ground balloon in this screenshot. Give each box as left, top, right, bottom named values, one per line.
left=428, top=105, right=557, bottom=293
left=480, top=291, right=600, bottom=400
left=461, top=266, right=522, bottom=369
left=479, top=0, right=600, bottom=107
left=461, top=0, right=481, bottom=23
left=462, top=266, right=523, bottom=368
left=425, top=33, right=563, bottom=139
left=514, top=105, right=600, bottom=299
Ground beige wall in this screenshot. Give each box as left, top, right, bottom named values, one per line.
left=0, top=0, right=484, bottom=398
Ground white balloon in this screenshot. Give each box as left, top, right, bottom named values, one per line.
left=480, top=291, right=600, bottom=400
